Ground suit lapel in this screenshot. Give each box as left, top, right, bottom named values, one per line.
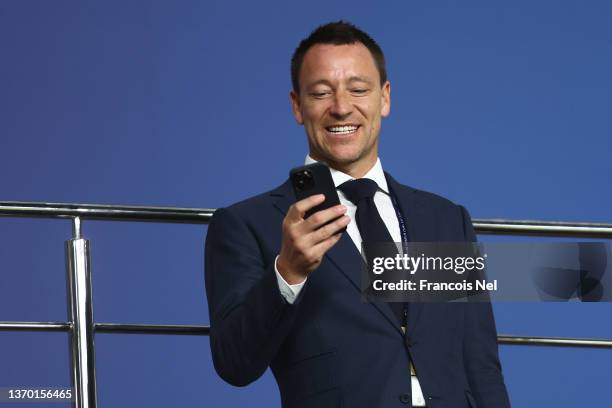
left=270, top=180, right=294, bottom=218
left=271, top=180, right=402, bottom=335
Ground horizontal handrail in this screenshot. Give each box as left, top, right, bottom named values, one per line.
left=1, top=201, right=611, bottom=237
left=1, top=321, right=609, bottom=348
left=475, top=219, right=612, bottom=239
left=95, top=323, right=210, bottom=335
left=498, top=335, right=612, bottom=349
left=0, top=321, right=72, bottom=331
left=0, top=321, right=210, bottom=335
left=0, top=201, right=215, bottom=223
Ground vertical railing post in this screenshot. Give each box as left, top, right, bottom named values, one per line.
left=66, top=217, right=97, bottom=408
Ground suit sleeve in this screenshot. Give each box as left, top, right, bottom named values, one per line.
left=460, top=205, right=511, bottom=407
left=204, top=207, right=304, bottom=386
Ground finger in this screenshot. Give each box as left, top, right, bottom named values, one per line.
left=304, top=204, right=347, bottom=230
left=307, top=214, right=350, bottom=246
left=287, top=194, right=326, bottom=221
left=309, top=231, right=344, bottom=260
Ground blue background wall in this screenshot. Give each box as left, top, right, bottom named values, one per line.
left=1, top=1, right=611, bottom=406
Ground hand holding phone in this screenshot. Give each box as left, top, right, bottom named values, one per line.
left=276, top=163, right=350, bottom=284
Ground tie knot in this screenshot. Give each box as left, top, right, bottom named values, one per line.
left=338, top=178, right=379, bottom=204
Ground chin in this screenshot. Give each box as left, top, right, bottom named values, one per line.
left=322, top=149, right=360, bottom=164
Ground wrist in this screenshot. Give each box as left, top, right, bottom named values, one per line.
left=276, top=255, right=307, bottom=285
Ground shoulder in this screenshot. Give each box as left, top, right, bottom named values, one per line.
left=386, top=172, right=466, bottom=212
left=206, top=180, right=290, bottom=258
left=209, top=179, right=290, bottom=226
left=386, top=173, right=474, bottom=240
left=412, top=185, right=461, bottom=209
left=224, top=180, right=288, bottom=213
left=410, top=185, right=473, bottom=226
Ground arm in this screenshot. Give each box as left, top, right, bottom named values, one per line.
left=205, top=195, right=348, bottom=387
left=205, top=207, right=303, bottom=386
left=460, top=205, right=511, bottom=407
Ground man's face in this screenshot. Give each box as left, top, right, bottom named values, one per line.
left=290, top=43, right=390, bottom=176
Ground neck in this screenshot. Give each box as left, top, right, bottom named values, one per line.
left=311, top=154, right=378, bottom=179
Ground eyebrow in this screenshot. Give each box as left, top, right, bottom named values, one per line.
left=347, top=76, right=374, bottom=85
left=306, top=76, right=374, bottom=89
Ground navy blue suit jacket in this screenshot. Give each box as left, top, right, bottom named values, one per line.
left=205, top=173, right=510, bottom=408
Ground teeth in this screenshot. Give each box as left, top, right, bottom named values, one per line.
left=327, top=125, right=358, bottom=134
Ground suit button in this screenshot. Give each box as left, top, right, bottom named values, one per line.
left=399, top=393, right=410, bottom=404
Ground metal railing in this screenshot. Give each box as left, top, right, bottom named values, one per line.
left=1, top=201, right=611, bottom=408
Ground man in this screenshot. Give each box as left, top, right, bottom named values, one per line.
left=205, top=21, right=510, bottom=407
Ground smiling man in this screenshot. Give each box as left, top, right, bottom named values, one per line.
left=205, top=21, right=510, bottom=408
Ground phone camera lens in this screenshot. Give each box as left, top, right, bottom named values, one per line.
left=293, top=170, right=314, bottom=192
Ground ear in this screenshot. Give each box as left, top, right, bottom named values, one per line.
left=380, top=80, right=391, bottom=118
left=290, top=90, right=304, bottom=125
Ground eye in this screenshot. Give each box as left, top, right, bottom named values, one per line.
left=351, top=88, right=368, bottom=95
left=310, top=91, right=331, bottom=98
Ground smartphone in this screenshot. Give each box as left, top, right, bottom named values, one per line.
left=290, top=162, right=342, bottom=220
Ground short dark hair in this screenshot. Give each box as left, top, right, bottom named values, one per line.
left=290, top=21, right=387, bottom=93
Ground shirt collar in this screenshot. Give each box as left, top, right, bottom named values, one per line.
left=304, top=155, right=390, bottom=194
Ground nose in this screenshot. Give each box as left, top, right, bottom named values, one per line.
left=329, top=90, right=352, bottom=118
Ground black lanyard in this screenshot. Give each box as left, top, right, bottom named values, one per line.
left=389, top=192, right=410, bottom=327
left=389, top=193, right=409, bottom=247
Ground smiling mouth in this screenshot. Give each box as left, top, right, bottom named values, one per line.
left=325, top=125, right=360, bottom=135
